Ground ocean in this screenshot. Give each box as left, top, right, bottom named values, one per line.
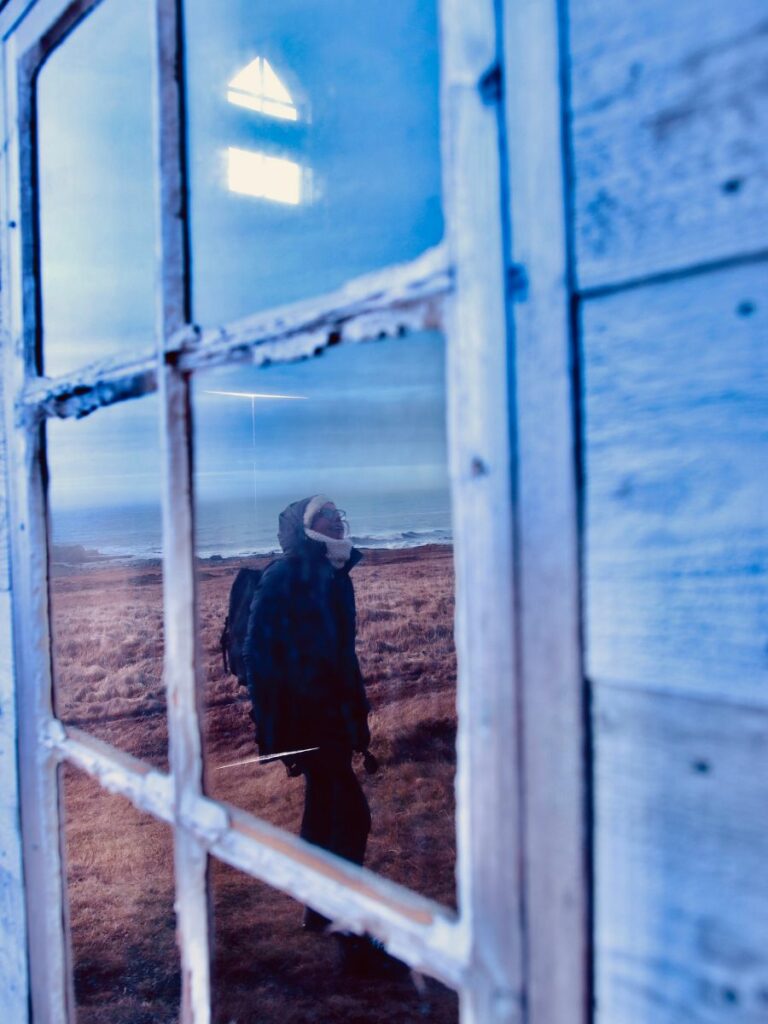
left=50, top=487, right=452, bottom=563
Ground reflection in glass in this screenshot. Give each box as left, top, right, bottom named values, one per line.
left=194, top=333, right=457, bottom=927
left=193, top=331, right=456, bottom=884
left=209, top=859, right=458, bottom=1024
left=228, top=56, right=299, bottom=121
left=37, top=0, right=154, bottom=377
left=48, top=398, right=167, bottom=770
left=61, top=765, right=179, bottom=1022
left=185, top=0, right=443, bottom=324
left=227, top=146, right=306, bottom=205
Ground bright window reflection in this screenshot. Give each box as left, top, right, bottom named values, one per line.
left=227, top=147, right=304, bottom=205
left=228, top=56, right=298, bottom=122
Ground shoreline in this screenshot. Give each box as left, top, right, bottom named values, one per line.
left=50, top=540, right=454, bottom=576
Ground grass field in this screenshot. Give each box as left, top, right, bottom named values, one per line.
left=52, top=544, right=459, bottom=1023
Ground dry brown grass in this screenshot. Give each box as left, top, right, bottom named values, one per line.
left=52, top=545, right=458, bottom=1022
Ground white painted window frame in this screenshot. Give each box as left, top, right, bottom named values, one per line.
left=0, top=1, right=589, bottom=1023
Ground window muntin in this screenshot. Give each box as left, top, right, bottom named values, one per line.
left=36, top=0, right=155, bottom=378
left=207, top=854, right=459, bottom=1023
left=183, top=0, right=443, bottom=325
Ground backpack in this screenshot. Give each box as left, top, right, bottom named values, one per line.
left=220, top=567, right=267, bottom=683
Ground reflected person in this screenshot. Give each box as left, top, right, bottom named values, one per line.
left=242, top=494, right=374, bottom=932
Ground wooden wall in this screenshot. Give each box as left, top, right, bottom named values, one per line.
left=572, top=2, right=768, bottom=1020
left=0, top=369, right=29, bottom=1020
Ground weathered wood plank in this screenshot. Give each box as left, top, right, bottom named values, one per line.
left=583, top=261, right=768, bottom=706
left=152, top=0, right=210, bottom=1018
left=0, top=372, right=9, bottom=591
left=0, top=590, right=29, bottom=1023
left=18, top=245, right=449, bottom=422
left=47, top=724, right=465, bottom=988
left=2, top=24, right=72, bottom=1024
left=500, top=2, right=590, bottom=1023
left=440, top=0, right=525, bottom=1019
left=569, top=0, right=768, bottom=289
left=594, top=683, right=768, bottom=1024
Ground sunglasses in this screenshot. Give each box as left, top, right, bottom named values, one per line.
left=315, top=507, right=347, bottom=521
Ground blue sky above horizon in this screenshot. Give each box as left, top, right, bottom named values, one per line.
left=39, top=1, right=445, bottom=529
left=38, top=0, right=441, bottom=372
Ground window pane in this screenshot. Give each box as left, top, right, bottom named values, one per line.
left=47, top=397, right=167, bottom=770
left=184, top=0, right=443, bottom=325
left=61, top=764, right=179, bottom=1022
left=193, top=333, right=457, bottom=912
left=37, top=0, right=155, bottom=377
left=209, top=857, right=459, bottom=1023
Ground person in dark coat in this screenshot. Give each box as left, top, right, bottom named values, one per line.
left=242, top=495, right=373, bottom=930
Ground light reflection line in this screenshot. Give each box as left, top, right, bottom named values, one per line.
left=203, top=390, right=307, bottom=400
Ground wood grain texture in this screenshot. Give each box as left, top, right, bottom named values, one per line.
left=583, top=261, right=768, bottom=706
left=441, top=0, right=525, bottom=1018
left=3, top=24, right=72, bottom=1023
left=569, top=0, right=768, bottom=288
left=0, top=590, right=29, bottom=1023
left=0, top=372, right=9, bottom=591
left=501, top=2, right=589, bottom=1023
left=594, top=683, right=768, bottom=1024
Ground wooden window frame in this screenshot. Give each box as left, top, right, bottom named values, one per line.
left=0, top=1, right=590, bottom=1022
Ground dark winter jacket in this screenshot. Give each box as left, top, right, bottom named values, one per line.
left=242, top=498, right=370, bottom=758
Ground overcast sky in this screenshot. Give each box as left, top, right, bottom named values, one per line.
left=38, top=0, right=441, bottom=370
left=40, top=1, right=444, bottom=517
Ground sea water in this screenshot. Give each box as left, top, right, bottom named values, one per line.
left=50, top=486, right=452, bottom=563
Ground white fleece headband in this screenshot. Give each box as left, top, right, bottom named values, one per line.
left=303, top=494, right=332, bottom=529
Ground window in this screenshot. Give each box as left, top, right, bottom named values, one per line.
left=0, top=1, right=588, bottom=1022
left=227, top=56, right=299, bottom=122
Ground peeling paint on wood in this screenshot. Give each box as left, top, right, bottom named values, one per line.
left=569, top=1, right=768, bottom=289
left=3, top=15, right=72, bottom=1022
left=17, top=246, right=450, bottom=422
left=47, top=722, right=467, bottom=990
left=175, top=242, right=450, bottom=371
left=56, top=725, right=174, bottom=821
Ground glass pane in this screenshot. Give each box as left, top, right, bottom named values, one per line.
left=184, top=0, right=442, bottom=325
left=37, top=0, right=155, bottom=377
left=61, top=764, right=179, bottom=1022
left=209, top=857, right=459, bottom=1023
left=193, top=333, right=457, bottom=912
left=48, top=397, right=167, bottom=770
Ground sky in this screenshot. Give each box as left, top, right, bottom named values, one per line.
left=38, top=0, right=446, bottom=537
left=37, top=0, right=442, bottom=371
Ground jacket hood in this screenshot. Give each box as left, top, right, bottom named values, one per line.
left=277, top=496, right=362, bottom=571
left=277, top=497, right=315, bottom=555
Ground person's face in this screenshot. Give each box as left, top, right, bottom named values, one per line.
left=310, top=501, right=347, bottom=540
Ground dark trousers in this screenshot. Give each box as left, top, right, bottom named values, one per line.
left=300, top=747, right=371, bottom=864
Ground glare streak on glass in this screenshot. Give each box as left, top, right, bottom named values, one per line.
left=36, top=0, right=154, bottom=377
left=185, top=0, right=443, bottom=324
